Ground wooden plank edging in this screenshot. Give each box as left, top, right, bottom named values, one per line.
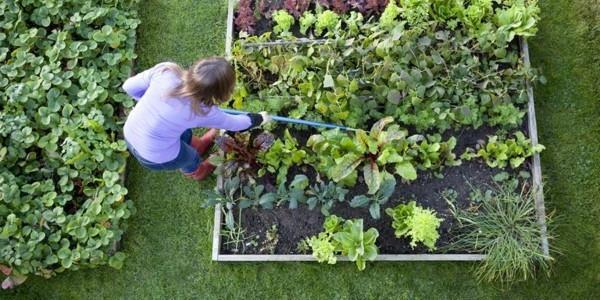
left=225, top=0, right=235, bottom=58
left=216, top=254, right=486, bottom=262
left=520, top=38, right=550, bottom=257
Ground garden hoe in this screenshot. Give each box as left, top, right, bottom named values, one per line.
left=221, top=108, right=358, bottom=131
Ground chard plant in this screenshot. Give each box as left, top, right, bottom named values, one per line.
left=308, top=117, right=459, bottom=194
left=307, top=117, right=416, bottom=194
left=461, top=131, right=545, bottom=169
left=257, top=129, right=307, bottom=185
left=307, top=215, right=379, bottom=271
left=385, top=201, right=442, bottom=250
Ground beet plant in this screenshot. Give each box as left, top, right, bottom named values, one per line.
left=210, top=132, right=275, bottom=181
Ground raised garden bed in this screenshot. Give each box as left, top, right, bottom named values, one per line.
left=208, top=0, right=550, bottom=272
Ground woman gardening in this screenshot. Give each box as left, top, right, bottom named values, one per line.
left=122, top=57, right=270, bottom=180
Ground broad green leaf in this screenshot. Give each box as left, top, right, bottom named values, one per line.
left=370, top=117, right=394, bottom=139
left=395, top=161, right=417, bottom=180
left=369, top=202, right=381, bottom=219
left=323, top=74, right=335, bottom=88
left=379, top=178, right=397, bottom=200
left=350, top=195, right=370, bottom=208
left=387, top=89, right=402, bottom=104
left=331, top=154, right=363, bottom=182
left=363, top=162, right=382, bottom=195
left=290, top=175, right=309, bottom=190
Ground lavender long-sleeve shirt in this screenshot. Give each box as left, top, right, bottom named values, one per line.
left=123, top=63, right=252, bottom=163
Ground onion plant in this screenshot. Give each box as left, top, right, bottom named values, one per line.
left=446, top=182, right=553, bottom=284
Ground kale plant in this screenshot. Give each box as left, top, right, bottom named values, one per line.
left=306, top=181, right=349, bottom=216
left=350, top=177, right=396, bottom=219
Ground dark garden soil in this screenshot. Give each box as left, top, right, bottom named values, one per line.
left=221, top=125, right=532, bottom=255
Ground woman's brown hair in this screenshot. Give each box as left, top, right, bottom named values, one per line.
left=163, top=57, right=235, bottom=114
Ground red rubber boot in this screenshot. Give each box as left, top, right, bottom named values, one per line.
left=190, top=129, right=218, bottom=156
left=184, top=161, right=216, bottom=181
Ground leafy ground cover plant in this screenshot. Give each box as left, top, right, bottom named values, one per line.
left=307, top=215, right=379, bottom=270
left=0, top=0, right=139, bottom=288
left=461, top=131, right=545, bottom=169
left=446, top=182, right=553, bottom=284
left=385, top=201, right=442, bottom=250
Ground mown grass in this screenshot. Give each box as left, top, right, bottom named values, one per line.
left=3, top=0, right=599, bottom=299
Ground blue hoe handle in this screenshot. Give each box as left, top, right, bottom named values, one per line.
left=221, top=108, right=357, bottom=132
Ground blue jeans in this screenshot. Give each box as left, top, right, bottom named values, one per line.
left=127, top=129, right=201, bottom=173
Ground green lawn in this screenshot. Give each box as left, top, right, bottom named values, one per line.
left=3, top=0, right=600, bottom=299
